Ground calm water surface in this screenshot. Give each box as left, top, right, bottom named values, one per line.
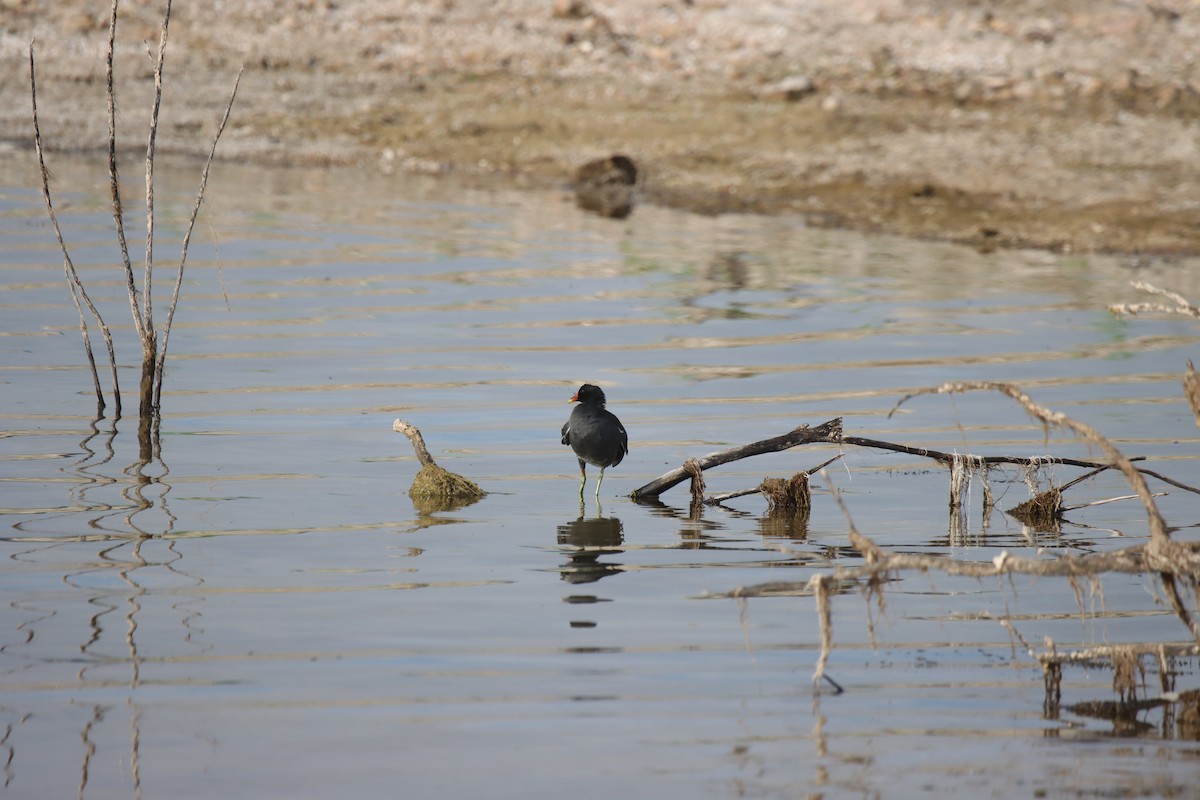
left=2, top=153, right=1200, bottom=798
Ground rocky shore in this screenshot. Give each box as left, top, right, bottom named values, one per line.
left=3, top=0, right=1198, bottom=254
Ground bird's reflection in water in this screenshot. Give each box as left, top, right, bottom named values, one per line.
left=556, top=505, right=624, bottom=585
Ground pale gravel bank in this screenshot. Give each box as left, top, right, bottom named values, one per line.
left=3, top=0, right=1199, bottom=253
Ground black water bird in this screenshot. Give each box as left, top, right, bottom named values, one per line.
left=561, top=384, right=628, bottom=497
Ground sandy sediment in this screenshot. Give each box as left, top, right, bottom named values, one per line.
left=2, top=0, right=1199, bottom=254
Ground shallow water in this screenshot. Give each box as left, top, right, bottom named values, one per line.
left=2, top=152, right=1200, bottom=798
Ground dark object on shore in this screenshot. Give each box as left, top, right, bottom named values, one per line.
left=561, top=384, right=628, bottom=497
left=393, top=419, right=486, bottom=501
left=574, top=154, right=638, bottom=219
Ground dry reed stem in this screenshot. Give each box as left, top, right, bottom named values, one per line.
left=142, top=0, right=174, bottom=342
left=153, top=65, right=244, bottom=411
left=29, top=42, right=119, bottom=415
left=35, top=0, right=239, bottom=420
left=106, top=0, right=143, bottom=349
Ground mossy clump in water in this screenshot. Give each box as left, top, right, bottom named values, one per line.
left=1007, top=487, right=1062, bottom=531
left=393, top=419, right=486, bottom=501
left=759, top=472, right=811, bottom=513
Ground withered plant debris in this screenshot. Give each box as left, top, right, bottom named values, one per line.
left=759, top=473, right=812, bottom=514
left=722, top=381, right=1200, bottom=710
left=631, top=419, right=844, bottom=500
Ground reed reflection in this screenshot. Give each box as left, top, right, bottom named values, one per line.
left=633, top=497, right=725, bottom=547
left=60, top=414, right=191, bottom=799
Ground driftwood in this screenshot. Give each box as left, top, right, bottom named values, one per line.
left=632, top=413, right=1198, bottom=520
left=630, top=418, right=844, bottom=500
left=719, top=381, right=1200, bottom=706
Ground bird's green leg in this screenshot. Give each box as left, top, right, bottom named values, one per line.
left=578, top=463, right=587, bottom=498
left=595, top=467, right=605, bottom=498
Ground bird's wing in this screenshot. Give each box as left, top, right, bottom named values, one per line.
left=619, top=423, right=628, bottom=455
left=560, top=420, right=571, bottom=446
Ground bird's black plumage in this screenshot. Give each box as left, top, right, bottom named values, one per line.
left=561, top=384, right=628, bottom=497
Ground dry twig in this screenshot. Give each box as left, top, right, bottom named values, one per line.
left=1108, top=281, right=1200, bottom=319
left=153, top=66, right=244, bottom=412
left=630, top=418, right=844, bottom=500
left=729, top=383, right=1200, bottom=697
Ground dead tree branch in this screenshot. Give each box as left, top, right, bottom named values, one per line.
left=630, top=418, right=844, bottom=500
left=633, top=413, right=1198, bottom=508
left=728, top=383, right=1200, bottom=693
left=705, top=454, right=843, bottom=506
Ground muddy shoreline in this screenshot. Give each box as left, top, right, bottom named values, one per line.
left=3, top=0, right=1199, bottom=255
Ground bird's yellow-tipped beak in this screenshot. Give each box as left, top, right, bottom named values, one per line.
left=568, top=391, right=580, bottom=403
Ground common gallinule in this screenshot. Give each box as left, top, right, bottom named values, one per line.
left=561, top=384, right=628, bottom=497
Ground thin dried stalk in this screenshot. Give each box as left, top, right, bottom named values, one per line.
left=106, top=0, right=144, bottom=348
left=142, top=0, right=173, bottom=339
left=153, top=65, right=244, bottom=410
left=29, top=42, right=118, bottom=415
